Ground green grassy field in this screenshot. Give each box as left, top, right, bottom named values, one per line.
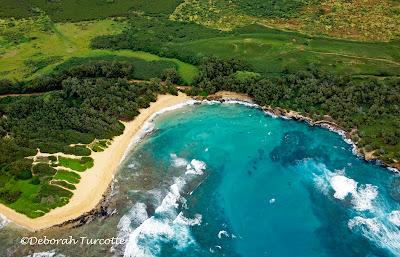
left=0, top=18, right=198, bottom=84
left=53, top=170, right=81, bottom=184
left=170, top=33, right=400, bottom=76
left=58, top=157, right=94, bottom=172
left=0, top=0, right=182, bottom=21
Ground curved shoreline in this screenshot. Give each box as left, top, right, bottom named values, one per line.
left=0, top=90, right=398, bottom=231
left=205, top=91, right=400, bottom=173
left=0, top=93, right=192, bottom=231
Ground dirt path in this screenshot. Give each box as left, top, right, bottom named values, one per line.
left=0, top=93, right=44, bottom=99
left=306, top=50, right=400, bottom=66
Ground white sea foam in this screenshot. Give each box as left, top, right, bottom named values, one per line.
left=348, top=216, right=380, bottom=233
left=310, top=163, right=400, bottom=254
left=174, top=213, right=202, bottom=226
left=0, top=213, right=9, bottom=229
left=388, top=211, right=400, bottom=226
left=123, top=177, right=198, bottom=257
left=221, top=100, right=258, bottom=108
left=127, top=162, right=137, bottom=169
left=25, top=250, right=65, bottom=257
left=351, top=184, right=378, bottom=212
left=185, top=159, right=207, bottom=175
left=217, top=230, right=229, bottom=239
left=121, top=100, right=198, bottom=162
left=348, top=216, right=400, bottom=255
left=330, top=175, right=357, bottom=200
left=329, top=174, right=378, bottom=211
left=170, top=153, right=188, bottom=167
left=118, top=202, right=149, bottom=235
left=312, top=164, right=378, bottom=212
left=171, top=154, right=207, bottom=175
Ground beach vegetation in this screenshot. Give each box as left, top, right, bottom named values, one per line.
left=53, top=170, right=81, bottom=184
left=58, top=157, right=94, bottom=172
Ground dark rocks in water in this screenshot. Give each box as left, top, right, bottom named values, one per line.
left=390, top=177, right=400, bottom=202
left=270, top=131, right=328, bottom=165
left=146, top=203, right=156, bottom=217
left=56, top=187, right=117, bottom=229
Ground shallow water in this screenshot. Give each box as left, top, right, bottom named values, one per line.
left=1, top=103, right=400, bottom=257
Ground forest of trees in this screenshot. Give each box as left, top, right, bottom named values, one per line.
left=91, top=14, right=225, bottom=66
left=189, top=57, right=400, bottom=163
left=0, top=60, right=177, bottom=212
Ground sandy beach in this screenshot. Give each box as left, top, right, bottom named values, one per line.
left=0, top=92, right=192, bottom=231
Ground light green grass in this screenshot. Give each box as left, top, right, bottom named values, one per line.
left=58, top=157, right=94, bottom=172
left=53, top=170, right=81, bottom=184
left=8, top=180, right=72, bottom=218
left=169, top=29, right=400, bottom=77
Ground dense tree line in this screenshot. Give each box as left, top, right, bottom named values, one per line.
left=0, top=60, right=134, bottom=94
left=91, top=15, right=226, bottom=65
left=190, top=57, right=400, bottom=163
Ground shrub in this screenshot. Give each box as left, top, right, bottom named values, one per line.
left=32, top=163, right=57, bottom=177
left=17, top=169, right=33, bottom=180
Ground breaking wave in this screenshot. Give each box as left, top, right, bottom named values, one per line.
left=311, top=161, right=400, bottom=255
left=119, top=155, right=206, bottom=257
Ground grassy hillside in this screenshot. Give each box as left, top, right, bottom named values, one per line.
left=0, top=0, right=182, bottom=21
left=0, top=17, right=198, bottom=84
left=171, top=0, right=400, bottom=41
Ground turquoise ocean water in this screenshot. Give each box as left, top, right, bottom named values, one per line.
left=118, top=102, right=400, bottom=257
left=1, top=102, right=400, bottom=257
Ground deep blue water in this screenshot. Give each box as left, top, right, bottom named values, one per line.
left=118, top=102, right=400, bottom=257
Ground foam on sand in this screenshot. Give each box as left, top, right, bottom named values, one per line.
left=0, top=213, right=9, bottom=229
